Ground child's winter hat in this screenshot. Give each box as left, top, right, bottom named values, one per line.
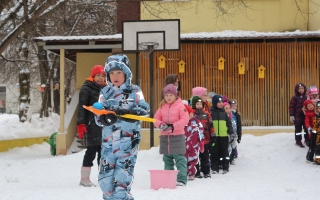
left=90, top=65, right=105, bottom=78
left=184, top=105, right=194, bottom=114
left=212, top=95, right=223, bottom=108
left=192, top=87, right=207, bottom=97
left=223, top=102, right=230, bottom=107
left=230, top=99, right=237, bottom=105
left=191, top=96, right=202, bottom=109
left=304, top=100, right=313, bottom=108
left=163, top=84, right=178, bottom=97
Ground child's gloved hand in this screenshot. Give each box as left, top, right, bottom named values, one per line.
left=210, top=136, right=216, bottom=147
left=199, top=140, right=205, bottom=153
left=166, top=124, right=174, bottom=133
left=290, top=116, right=295, bottom=124
left=77, top=124, right=87, bottom=139
left=159, top=123, right=168, bottom=130
left=308, top=127, right=313, bottom=133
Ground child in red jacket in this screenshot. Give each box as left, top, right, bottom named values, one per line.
left=183, top=105, right=204, bottom=180
left=304, top=100, right=315, bottom=162
left=191, top=96, right=215, bottom=178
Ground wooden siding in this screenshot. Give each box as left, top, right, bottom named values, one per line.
left=139, top=41, right=320, bottom=127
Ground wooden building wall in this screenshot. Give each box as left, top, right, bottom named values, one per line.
left=138, top=40, right=320, bottom=126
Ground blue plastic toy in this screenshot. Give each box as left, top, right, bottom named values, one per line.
left=93, top=102, right=103, bottom=110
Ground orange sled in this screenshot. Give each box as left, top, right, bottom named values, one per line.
left=83, top=105, right=156, bottom=123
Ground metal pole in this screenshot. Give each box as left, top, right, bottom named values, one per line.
left=149, top=49, right=154, bottom=148
left=135, top=52, right=140, bottom=86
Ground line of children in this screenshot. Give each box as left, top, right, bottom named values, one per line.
left=304, top=99, right=316, bottom=163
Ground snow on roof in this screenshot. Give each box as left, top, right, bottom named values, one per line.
left=34, top=30, right=320, bottom=42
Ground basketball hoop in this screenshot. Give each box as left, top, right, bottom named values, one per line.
left=138, top=42, right=159, bottom=58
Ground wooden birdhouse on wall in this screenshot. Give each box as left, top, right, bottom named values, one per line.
left=218, top=57, right=225, bottom=70
left=238, top=62, right=245, bottom=74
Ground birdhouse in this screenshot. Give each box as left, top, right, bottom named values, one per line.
left=36, top=83, right=41, bottom=91
left=218, top=57, right=225, bottom=70
left=258, top=65, right=266, bottom=79
left=178, top=60, right=185, bottom=73
left=238, top=62, right=245, bottom=75
left=41, top=84, right=46, bottom=92
left=158, top=55, right=166, bottom=68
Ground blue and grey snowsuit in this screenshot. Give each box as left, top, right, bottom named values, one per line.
left=95, top=55, right=150, bottom=200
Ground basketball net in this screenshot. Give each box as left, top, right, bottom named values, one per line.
left=138, top=42, right=159, bottom=58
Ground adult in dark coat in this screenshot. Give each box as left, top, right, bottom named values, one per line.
left=289, top=83, right=308, bottom=147
left=77, top=65, right=106, bottom=187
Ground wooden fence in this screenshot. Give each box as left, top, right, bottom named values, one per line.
left=138, top=40, right=320, bottom=127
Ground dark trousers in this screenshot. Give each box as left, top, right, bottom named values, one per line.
left=294, top=117, right=308, bottom=141
left=196, top=144, right=210, bottom=175
left=306, top=133, right=316, bottom=161
left=82, top=145, right=101, bottom=167
left=210, top=137, right=229, bottom=172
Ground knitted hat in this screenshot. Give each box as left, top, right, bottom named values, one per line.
left=192, top=87, right=207, bottom=97
left=230, top=99, right=237, bottom=105
left=184, top=105, right=194, bottom=114
left=163, top=84, right=178, bottom=97
left=212, top=95, right=223, bottom=108
left=304, top=100, right=313, bottom=108
left=91, top=65, right=105, bottom=78
left=191, top=96, right=202, bottom=109
left=223, top=102, right=230, bottom=107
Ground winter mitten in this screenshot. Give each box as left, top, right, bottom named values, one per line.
left=159, top=123, right=168, bottom=130
left=199, top=140, right=205, bottom=153
left=308, top=127, right=312, bottom=133
left=77, top=124, right=87, bottom=139
left=166, top=124, right=174, bottom=133
left=114, top=109, right=129, bottom=116
left=237, top=139, right=241, bottom=144
left=100, top=114, right=118, bottom=126
left=131, top=130, right=140, bottom=149
left=289, top=116, right=295, bottom=124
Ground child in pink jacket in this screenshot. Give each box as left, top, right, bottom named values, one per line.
left=154, top=84, right=190, bottom=186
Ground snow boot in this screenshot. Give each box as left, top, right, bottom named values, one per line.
left=80, top=166, right=96, bottom=187
left=295, top=141, right=305, bottom=148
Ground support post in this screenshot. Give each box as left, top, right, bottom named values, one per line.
left=149, top=50, right=154, bottom=148
left=60, top=49, right=65, bottom=133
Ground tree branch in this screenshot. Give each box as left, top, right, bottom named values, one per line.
left=0, top=0, right=68, bottom=54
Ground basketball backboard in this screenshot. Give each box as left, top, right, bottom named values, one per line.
left=122, top=19, right=180, bottom=52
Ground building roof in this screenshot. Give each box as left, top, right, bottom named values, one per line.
left=34, top=30, right=320, bottom=62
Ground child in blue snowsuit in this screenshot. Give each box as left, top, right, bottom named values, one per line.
left=95, top=54, right=150, bottom=200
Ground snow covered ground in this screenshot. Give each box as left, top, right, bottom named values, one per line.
left=0, top=114, right=319, bottom=200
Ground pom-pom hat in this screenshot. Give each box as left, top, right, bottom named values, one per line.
left=184, top=105, right=194, bottom=114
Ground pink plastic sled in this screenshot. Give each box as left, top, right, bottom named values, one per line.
left=148, top=170, right=179, bottom=190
